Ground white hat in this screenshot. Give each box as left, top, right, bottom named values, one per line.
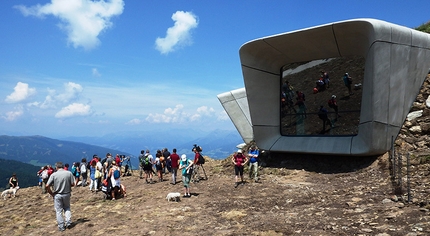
left=237, top=149, right=242, bottom=153
left=181, top=154, right=187, bottom=161
left=332, top=95, right=336, bottom=99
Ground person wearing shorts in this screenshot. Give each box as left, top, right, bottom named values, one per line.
left=232, top=149, right=248, bottom=188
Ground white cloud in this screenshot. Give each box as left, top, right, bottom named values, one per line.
left=146, top=104, right=187, bottom=123
left=57, top=82, right=83, bottom=103
left=55, top=103, right=92, bottom=118
left=14, top=0, right=125, bottom=50
left=196, top=106, right=215, bottom=116
left=5, top=82, right=36, bottom=103
left=40, top=82, right=83, bottom=109
left=2, top=106, right=24, bottom=121
left=126, top=118, right=142, bottom=125
left=145, top=104, right=219, bottom=124
left=155, top=11, right=198, bottom=54
left=92, top=68, right=101, bottom=77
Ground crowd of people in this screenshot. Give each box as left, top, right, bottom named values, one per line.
left=28, top=144, right=262, bottom=232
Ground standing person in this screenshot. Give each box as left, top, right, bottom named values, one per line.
left=248, top=146, right=260, bottom=182
left=328, top=95, right=340, bottom=118
left=9, top=173, right=18, bottom=188
left=138, top=150, right=146, bottom=179
left=295, top=91, right=307, bottom=118
left=45, top=162, right=75, bottom=232
left=71, top=162, right=80, bottom=186
left=143, top=150, right=154, bottom=184
left=89, top=160, right=97, bottom=192
left=232, top=149, right=248, bottom=188
left=80, top=158, right=88, bottom=187
left=192, top=145, right=207, bottom=182
left=155, top=150, right=164, bottom=182
left=343, top=73, right=353, bottom=95
left=169, top=148, right=180, bottom=185
left=318, top=105, right=332, bottom=133
left=108, top=161, right=121, bottom=200
left=39, top=166, right=49, bottom=194
left=96, top=157, right=103, bottom=191
left=115, top=154, right=122, bottom=167
left=163, top=148, right=171, bottom=173
left=179, top=154, right=193, bottom=198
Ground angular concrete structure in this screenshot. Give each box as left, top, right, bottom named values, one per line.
left=218, top=18, right=430, bottom=156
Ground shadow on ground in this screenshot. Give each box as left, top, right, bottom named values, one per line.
left=263, top=152, right=378, bottom=174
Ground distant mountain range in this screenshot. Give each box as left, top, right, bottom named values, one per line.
left=61, top=128, right=243, bottom=160
left=0, top=129, right=243, bottom=170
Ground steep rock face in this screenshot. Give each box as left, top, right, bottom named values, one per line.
left=397, top=73, right=430, bottom=156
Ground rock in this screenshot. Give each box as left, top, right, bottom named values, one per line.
left=409, top=126, right=422, bottom=133
left=407, top=110, right=423, bottom=121
left=382, top=198, right=393, bottom=204
left=426, top=96, right=430, bottom=107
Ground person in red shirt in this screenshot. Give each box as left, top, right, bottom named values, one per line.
left=232, top=149, right=248, bottom=188
left=169, top=148, right=180, bottom=185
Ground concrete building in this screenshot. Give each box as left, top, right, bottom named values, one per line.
left=218, top=18, right=430, bottom=156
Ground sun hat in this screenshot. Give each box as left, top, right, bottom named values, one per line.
left=237, top=149, right=242, bottom=153
left=181, top=154, right=187, bottom=161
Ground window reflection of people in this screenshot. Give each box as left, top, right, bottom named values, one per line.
left=343, top=73, right=353, bottom=95
left=318, top=106, right=332, bottom=133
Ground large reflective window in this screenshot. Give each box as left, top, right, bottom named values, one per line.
left=281, top=56, right=364, bottom=135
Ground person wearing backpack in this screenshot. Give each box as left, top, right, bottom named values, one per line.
left=155, top=149, right=164, bottom=182
left=179, top=154, right=194, bottom=198
left=192, top=145, right=207, bottom=182
left=80, top=158, right=88, bottom=187
left=143, top=150, right=154, bottom=184
left=108, top=161, right=121, bottom=200
left=139, top=150, right=146, bottom=179
left=71, top=162, right=80, bottom=187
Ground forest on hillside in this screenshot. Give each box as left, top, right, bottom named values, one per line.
left=0, top=158, right=40, bottom=190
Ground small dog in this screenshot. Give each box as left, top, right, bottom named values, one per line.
left=2, top=186, right=19, bottom=200
left=166, top=192, right=181, bottom=202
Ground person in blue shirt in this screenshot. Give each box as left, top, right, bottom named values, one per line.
left=179, top=154, right=194, bottom=198
left=248, top=146, right=260, bottom=182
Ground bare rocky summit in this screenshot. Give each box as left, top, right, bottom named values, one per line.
left=1, top=149, right=430, bottom=235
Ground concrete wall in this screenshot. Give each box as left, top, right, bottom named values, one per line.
left=218, top=18, right=430, bottom=156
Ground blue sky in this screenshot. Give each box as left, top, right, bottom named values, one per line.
left=0, top=0, right=429, bottom=138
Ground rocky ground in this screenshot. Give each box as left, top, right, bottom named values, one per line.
left=1, top=152, right=430, bottom=236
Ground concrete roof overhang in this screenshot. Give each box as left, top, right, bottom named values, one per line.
left=220, top=18, right=430, bottom=156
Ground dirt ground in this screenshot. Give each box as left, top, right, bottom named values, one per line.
left=1, top=153, right=430, bottom=236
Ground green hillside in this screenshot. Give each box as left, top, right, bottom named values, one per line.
left=0, top=158, right=40, bottom=189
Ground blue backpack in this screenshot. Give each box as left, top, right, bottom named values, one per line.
left=113, top=169, right=120, bottom=179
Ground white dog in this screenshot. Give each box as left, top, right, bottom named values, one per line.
left=2, top=186, right=19, bottom=200
left=166, top=192, right=181, bottom=202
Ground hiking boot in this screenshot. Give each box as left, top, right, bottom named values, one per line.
left=234, top=182, right=239, bottom=188
left=241, top=182, right=245, bottom=186
left=58, top=227, right=65, bottom=232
